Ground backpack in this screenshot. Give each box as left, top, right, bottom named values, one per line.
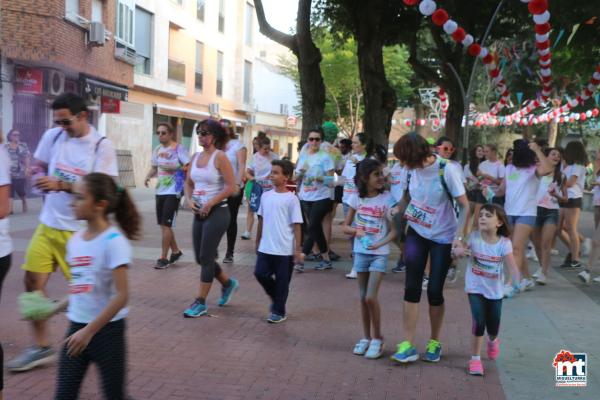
left=52, top=130, right=106, bottom=160
left=405, top=158, right=459, bottom=217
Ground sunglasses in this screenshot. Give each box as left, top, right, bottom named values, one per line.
left=197, top=129, right=211, bottom=136
left=308, top=137, right=321, bottom=142
left=438, top=146, right=454, bottom=152
left=54, top=117, right=77, bottom=126
left=156, top=131, right=170, bottom=136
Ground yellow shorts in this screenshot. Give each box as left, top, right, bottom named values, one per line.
left=22, top=224, right=73, bottom=280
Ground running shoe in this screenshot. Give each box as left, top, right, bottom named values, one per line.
left=241, top=231, right=251, bottom=240
left=535, top=272, right=547, bottom=285
left=487, top=338, right=500, bottom=360
left=593, top=276, right=600, bottom=284
left=582, top=238, right=592, bottom=257
left=446, top=266, right=458, bottom=283
left=328, top=250, right=341, bottom=261
left=526, top=246, right=538, bottom=262
left=390, top=341, right=418, bottom=363
left=267, top=313, right=287, bottom=324
left=155, top=258, right=169, bottom=269
left=550, top=248, right=559, bottom=256
left=353, top=338, right=371, bottom=355
left=294, top=263, right=305, bottom=273
left=532, top=268, right=542, bottom=279
left=169, top=251, right=183, bottom=265
left=346, top=268, right=357, bottom=279
left=222, top=254, right=234, bottom=264
left=422, top=339, right=442, bottom=362
left=422, top=276, right=429, bottom=290
left=364, top=339, right=384, bottom=359
left=6, top=346, right=56, bottom=372
left=315, top=260, right=333, bottom=270
left=519, top=278, right=535, bottom=291
left=392, top=264, right=406, bottom=273
left=218, top=278, right=239, bottom=306
left=183, top=298, right=207, bottom=318
left=468, top=359, right=484, bottom=376
left=559, top=253, right=572, bottom=268
left=569, top=261, right=583, bottom=269
left=503, top=284, right=519, bottom=298
left=578, top=270, right=591, bottom=284
left=305, top=253, right=322, bottom=262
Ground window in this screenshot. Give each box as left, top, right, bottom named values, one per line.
left=134, top=7, right=152, bottom=75
left=116, top=0, right=135, bottom=46
left=196, top=0, right=205, bottom=21
left=195, top=41, right=204, bottom=91
left=243, top=61, right=252, bottom=104
left=218, top=0, right=225, bottom=33
left=91, top=0, right=102, bottom=22
left=66, top=0, right=79, bottom=17
left=168, top=28, right=185, bottom=82
left=279, top=104, right=289, bottom=115
left=245, top=3, right=254, bottom=46
left=216, top=51, right=224, bottom=97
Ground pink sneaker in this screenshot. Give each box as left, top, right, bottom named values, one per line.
left=468, top=359, right=484, bottom=376
left=487, top=338, right=500, bottom=360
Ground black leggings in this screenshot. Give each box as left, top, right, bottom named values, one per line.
left=301, top=198, right=331, bottom=255
left=0, top=253, right=11, bottom=392
left=468, top=294, right=502, bottom=337
left=404, top=227, right=452, bottom=306
left=226, top=191, right=244, bottom=256
left=55, top=319, right=126, bottom=400
left=193, top=205, right=230, bottom=283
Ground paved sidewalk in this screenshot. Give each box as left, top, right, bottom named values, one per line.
left=1, top=189, right=598, bottom=399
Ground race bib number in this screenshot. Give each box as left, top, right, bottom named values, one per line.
left=53, top=162, right=86, bottom=183
left=303, top=179, right=318, bottom=192
left=404, top=199, right=436, bottom=229
left=69, top=256, right=95, bottom=294
left=193, top=189, right=207, bottom=206
left=257, top=179, right=273, bottom=191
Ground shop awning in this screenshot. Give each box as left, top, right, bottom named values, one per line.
left=80, top=76, right=128, bottom=101
left=154, top=103, right=211, bottom=120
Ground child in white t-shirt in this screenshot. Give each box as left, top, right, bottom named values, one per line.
left=49, top=172, right=140, bottom=399
left=453, top=204, right=520, bottom=377
left=343, top=159, right=396, bottom=360
left=255, top=160, right=304, bottom=323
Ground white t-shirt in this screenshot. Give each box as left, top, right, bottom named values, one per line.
left=151, top=143, right=190, bottom=196
left=0, top=146, right=12, bottom=258
left=465, top=231, right=513, bottom=300
left=341, top=153, right=366, bottom=205
left=248, top=151, right=279, bottom=191
left=564, top=164, right=586, bottom=199
left=225, top=139, right=246, bottom=184
left=389, top=163, right=408, bottom=203
left=295, top=150, right=335, bottom=201
left=257, top=190, right=303, bottom=256
left=504, top=165, right=539, bottom=217
left=66, top=226, right=131, bottom=324
left=34, top=127, right=118, bottom=231
left=593, top=175, right=600, bottom=206
left=478, top=160, right=505, bottom=191
left=403, top=156, right=465, bottom=244
left=348, top=192, right=395, bottom=255
left=537, top=175, right=560, bottom=210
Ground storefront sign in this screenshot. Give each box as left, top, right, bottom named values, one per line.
left=81, top=76, right=128, bottom=102
left=101, top=96, right=121, bottom=113
left=15, top=67, right=43, bottom=94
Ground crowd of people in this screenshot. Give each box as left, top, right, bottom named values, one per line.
left=1, top=92, right=600, bottom=398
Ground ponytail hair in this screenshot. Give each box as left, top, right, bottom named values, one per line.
left=83, top=173, right=141, bottom=240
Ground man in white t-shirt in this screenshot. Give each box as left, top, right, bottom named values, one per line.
left=255, top=160, right=303, bottom=323
left=8, top=93, right=118, bottom=372
left=145, top=122, right=190, bottom=269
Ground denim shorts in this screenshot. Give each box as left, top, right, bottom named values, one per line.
left=535, top=207, right=559, bottom=227
left=353, top=253, right=388, bottom=273
left=507, top=215, right=537, bottom=227
left=562, top=197, right=582, bottom=209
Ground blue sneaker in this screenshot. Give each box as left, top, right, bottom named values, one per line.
left=267, top=313, right=287, bottom=323
left=390, top=341, right=418, bottom=363
left=183, top=298, right=207, bottom=318
left=422, top=339, right=442, bottom=362
left=218, top=278, right=239, bottom=307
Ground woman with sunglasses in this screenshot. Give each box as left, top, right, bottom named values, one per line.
left=183, top=120, right=238, bottom=318
left=294, top=127, right=335, bottom=271
left=5, top=129, right=31, bottom=213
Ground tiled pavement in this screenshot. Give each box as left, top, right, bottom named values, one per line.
left=1, top=190, right=598, bottom=399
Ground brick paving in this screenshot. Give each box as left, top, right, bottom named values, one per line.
left=2, top=200, right=507, bottom=400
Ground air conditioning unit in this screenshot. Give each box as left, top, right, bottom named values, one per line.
left=48, top=70, right=65, bottom=96
left=88, top=22, right=106, bottom=46
left=209, top=103, right=220, bottom=115
left=115, top=43, right=137, bottom=65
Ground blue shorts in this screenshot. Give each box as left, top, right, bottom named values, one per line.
left=353, top=253, right=388, bottom=273
left=507, top=215, right=537, bottom=227
left=535, top=207, right=559, bottom=227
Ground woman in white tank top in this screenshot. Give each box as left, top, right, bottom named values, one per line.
left=182, top=120, right=239, bottom=318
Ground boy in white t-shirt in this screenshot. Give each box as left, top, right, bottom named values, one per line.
left=255, top=160, right=304, bottom=323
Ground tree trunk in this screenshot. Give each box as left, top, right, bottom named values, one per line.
left=414, top=104, right=427, bottom=136
left=547, top=118, right=558, bottom=146
left=444, top=85, right=464, bottom=145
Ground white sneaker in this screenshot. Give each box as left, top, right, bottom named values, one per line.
left=364, top=339, right=384, bottom=359
left=519, top=278, right=535, bottom=291
left=346, top=268, right=357, bottom=279
left=241, top=231, right=251, bottom=240
left=503, top=284, right=519, bottom=298
left=532, top=268, right=542, bottom=279
left=550, top=248, right=560, bottom=256
left=578, top=270, right=591, bottom=284
left=582, top=238, right=592, bottom=257
left=593, top=276, right=600, bottom=284
left=535, top=272, right=547, bottom=285
left=353, top=338, right=370, bottom=355
left=447, top=267, right=458, bottom=283
left=422, top=276, right=429, bottom=290
left=526, top=248, right=539, bottom=262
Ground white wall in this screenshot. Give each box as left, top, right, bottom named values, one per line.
left=253, top=58, right=298, bottom=115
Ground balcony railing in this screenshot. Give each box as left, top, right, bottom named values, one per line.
left=168, top=58, right=185, bottom=83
